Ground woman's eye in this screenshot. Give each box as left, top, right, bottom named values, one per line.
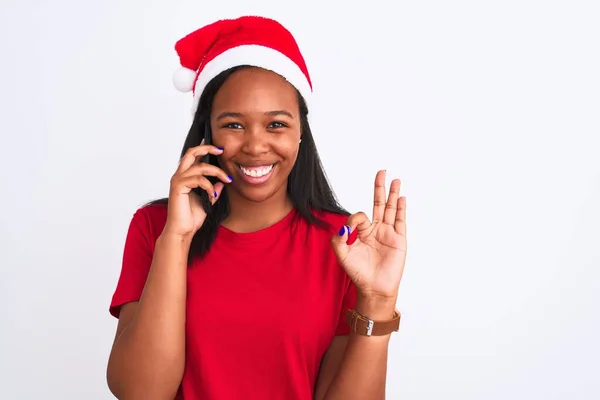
left=223, top=123, right=243, bottom=129
left=268, top=121, right=287, bottom=129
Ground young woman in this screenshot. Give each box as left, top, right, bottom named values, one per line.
left=107, top=16, right=407, bottom=400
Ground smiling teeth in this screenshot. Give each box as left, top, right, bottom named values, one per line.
left=240, top=165, right=273, bottom=177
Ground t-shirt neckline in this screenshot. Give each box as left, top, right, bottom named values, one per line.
left=216, top=208, right=298, bottom=245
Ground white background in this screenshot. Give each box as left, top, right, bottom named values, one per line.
left=1, top=0, right=599, bottom=399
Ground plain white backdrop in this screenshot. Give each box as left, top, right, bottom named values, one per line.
left=1, top=0, right=599, bottom=399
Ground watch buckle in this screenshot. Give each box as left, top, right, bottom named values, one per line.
left=366, top=319, right=374, bottom=336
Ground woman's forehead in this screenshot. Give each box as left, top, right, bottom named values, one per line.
left=212, top=68, right=298, bottom=110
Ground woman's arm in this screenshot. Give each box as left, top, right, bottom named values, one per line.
left=315, top=297, right=396, bottom=400
left=106, top=233, right=190, bottom=400
left=320, top=170, right=407, bottom=399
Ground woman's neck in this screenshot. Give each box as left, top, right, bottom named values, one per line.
left=221, top=186, right=294, bottom=233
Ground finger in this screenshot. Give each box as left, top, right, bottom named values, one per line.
left=383, top=179, right=401, bottom=225
left=372, top=170, right=387, bottom=223
left=331, top=212, right=369, bottom=259
left=346, top=211, right=371, bottom=234
left=331, top=223, right=352, bottom=261
left=211, top=182, right=225, bottom=205
left=176, top=175, right=217, bottom=201
left=177, top=144, right=224, bottom=173
left=180, top=163, right=233, bottom=184
left=394, top=196, right=407, bottom=236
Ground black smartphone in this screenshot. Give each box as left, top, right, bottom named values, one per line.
left=202, top=120, right=212, bottom=165
left=192, top=120, right=215, bottom=205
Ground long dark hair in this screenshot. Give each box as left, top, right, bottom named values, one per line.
left=148, top=66, right=348, bottom=264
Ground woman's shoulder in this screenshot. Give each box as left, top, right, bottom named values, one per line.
left=309, top=209, right=351, bottom=234
left=134, top=200, right=168, bottom=219
left=128, top=200, right=169, bottom=238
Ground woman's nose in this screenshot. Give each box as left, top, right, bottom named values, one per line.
left=241, top=127, right=269, bottom=156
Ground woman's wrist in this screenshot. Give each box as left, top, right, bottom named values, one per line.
left=354, top=294, right=398, bottom=321
left=157, top=231, right=194, bottom=251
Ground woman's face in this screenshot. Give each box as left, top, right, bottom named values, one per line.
left=210, top=67, right=302, bottom=203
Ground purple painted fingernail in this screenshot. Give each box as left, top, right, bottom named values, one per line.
left=227, top=175, right=233, bottom=181
left=214, top=191, right=218, bottom=198
left=338, top=226, right=346, bottom=236
left=217, top=147, right=223, bottom=151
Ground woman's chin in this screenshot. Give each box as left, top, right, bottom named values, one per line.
left=231, top=180, right=288, bottom=204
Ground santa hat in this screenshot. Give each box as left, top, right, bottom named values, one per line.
left=172, top=16, right=313, bottom=113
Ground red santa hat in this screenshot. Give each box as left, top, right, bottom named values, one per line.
left=172, top=16, right=313, bottom=113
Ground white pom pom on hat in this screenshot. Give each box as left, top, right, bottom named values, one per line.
left=172, top=16, right=313, bottom=113
left=172, top=67, right=197, bottom=93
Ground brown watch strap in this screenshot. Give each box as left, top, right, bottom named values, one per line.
left=346, top=309, right=401, bottom=336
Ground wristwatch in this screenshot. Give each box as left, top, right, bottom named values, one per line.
left=346, top=309, right=401, bottom=336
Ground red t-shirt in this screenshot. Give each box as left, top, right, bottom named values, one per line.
left=109, top=204, right=357, bottom=399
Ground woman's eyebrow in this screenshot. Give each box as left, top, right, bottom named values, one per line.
left=216, top=110, right=294, bottom=120
left=264, top=110, right=294, bottom=119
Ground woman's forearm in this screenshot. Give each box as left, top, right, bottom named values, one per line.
left=107, top=233, right=190, bottom=400
left=324, top=297, right=397, bottom=400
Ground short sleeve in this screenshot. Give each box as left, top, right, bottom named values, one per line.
left=109, top=208, right=155, bottom=318
left=334, top=278, right=357, bottom=336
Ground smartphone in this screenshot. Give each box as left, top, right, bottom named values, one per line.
left=202, top=120, right=212, bottom=165
left=192, top=121, right=215, bottom=204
